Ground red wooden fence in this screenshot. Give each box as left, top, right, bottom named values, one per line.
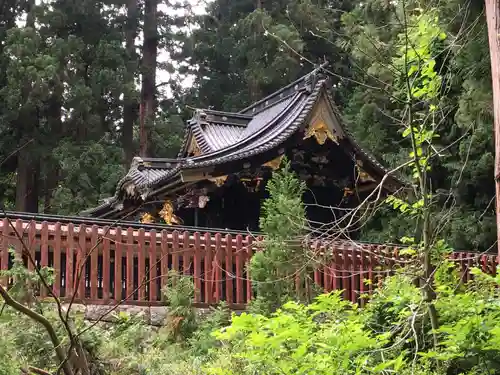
left=0, top=218, right=497, bottom=308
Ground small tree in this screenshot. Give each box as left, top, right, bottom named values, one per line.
left=249, top=159, right=312, bottom=315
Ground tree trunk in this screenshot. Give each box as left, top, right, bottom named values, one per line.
left=15, top=149, right=39, bottom=212
left=140, top=0, right=158, bottom=157
left=122, top=0, right=138, bottom=166
left=485, top=0, right=500, bottom=260
left=15, top=0, right=39, bottom=213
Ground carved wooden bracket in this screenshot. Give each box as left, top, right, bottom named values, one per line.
left=263, top=155, right=284, bottom=170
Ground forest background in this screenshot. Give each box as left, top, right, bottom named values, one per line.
left=0, top=0, right=494, bottom=252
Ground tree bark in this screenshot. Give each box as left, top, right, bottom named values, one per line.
left=140, top=0, right=158, bottom=157
left=122, top=0, right=138, bottom=166
left=15, top=0, right=39, bottom=213
left=485, top=0, right=500, bottom=260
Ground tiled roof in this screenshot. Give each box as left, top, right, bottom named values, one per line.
left=82, top=65, right=402, bottom=218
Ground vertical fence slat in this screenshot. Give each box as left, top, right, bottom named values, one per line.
left=214, top=233, right=222, bottom=303
left=27, top=220, right=37, bottom=271
left=368, top=249, right=374, bottom=296
left=53, top=222, right=62, bottom=298
left=172, top=231, right=180, bottom=275
left=114, top=227, right=123, bottom=301
left=14, top=219, right=24, bottom=265
left=313, top=241, right=321, bottom=288
left=333, top=248, right=341, bottom=293
left=246, top=236, right=253, bottom=303
left=103, top=227, right=111, bottom=302
left=204, top=233, right=212, bottom=305
left=40, top=221, right=49, bottom=298
left=126, top=228, right=134, bottom=301
left=225, top=234, right=233, bottom=305
left=149, top=229, right=158, bottom=302
left=235, top=235, right=243, bottom=304
left=138, top=228, right=146, bottom=301
left=90, top=225, right=99, bottom=301
left=160, top=230, right=169, bottom=298
left=182, top=231, right=191, bottom=276
left=76, top=224, right=87, bottom=299
left=341, top=245, right=349, bottom=301
left=194, top=232, right=201, bottom=303
left=1, top=218, right=9, bottom=286
left=351, top=248, right=358, bottom=304
left=66, top=223, right=75, bottom=299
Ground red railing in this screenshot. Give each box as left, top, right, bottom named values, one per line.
left=0, top=218, right=497, bottom=307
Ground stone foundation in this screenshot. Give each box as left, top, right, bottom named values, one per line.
left=62, top=304, right=243, bottom=326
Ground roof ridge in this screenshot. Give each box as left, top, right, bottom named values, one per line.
left=239, top=62, right=329, bottom=115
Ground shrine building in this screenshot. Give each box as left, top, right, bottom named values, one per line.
left=82, top=66, right=401, bottom=234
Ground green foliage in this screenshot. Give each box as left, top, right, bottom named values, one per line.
left=189, top=302, right=232, bottom=357
left=249, top=159, right=312, bottom=315
left=340, top=0, right=496, bottom=252
left=162, top=270, right=198, bottom=341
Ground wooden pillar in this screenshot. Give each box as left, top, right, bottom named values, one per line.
left=485, top=0, right=500, bottom=261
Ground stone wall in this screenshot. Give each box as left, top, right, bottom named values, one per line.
left=63, top=304, right=243, bottom=326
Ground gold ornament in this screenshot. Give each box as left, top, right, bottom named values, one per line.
left=304, top=111, right=338, bottom=145
left=356, top=160, right=376, bottom=183
left=263, top=155, right=284, bottom=170
left=159, top=200, right=182, bottom=225
left=140, top=212, right=155, bottom=224
left=187, top=137, right=202, bottom=157
left=209, top=175, right=227, bottom=187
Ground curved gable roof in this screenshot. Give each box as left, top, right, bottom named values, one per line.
left=82, top=66, right=403, bottom=218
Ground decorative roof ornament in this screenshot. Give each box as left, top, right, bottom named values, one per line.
left=356, top=160, right=376, bottom=183
left=209, top=175, right=228, bottom=187
left=263, top=155, right=284, bottom=170
left=304, top=61, right=328, bottom=93
left=304, top=116, right=337, bottom=145
left=140, top=212, right=155, bottom=224
left=159, top=200, right=182, bottom=225
left=187, top=136, right=202, bottom=157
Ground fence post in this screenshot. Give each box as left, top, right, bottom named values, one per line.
left=114, top=227, right=123, bottom=301
left=246, top=236, right=253, bottom=303
left=27, top=220, right=37, bottom=272
left=40, top=221, right=49, bottom=298
left=149, top=229, right=158, bottom=302
left=224, top=234, right=233, bottom=305
left=90, top=225, right=99, bottom=301
left=235, top=235, right=243, bottom=305
left=192, top=232, right=201, bottom=303
left=137, top=228, right=146, bottom=302
left=203, top=232, right=212, bottom=305
left=53, top=222, right=62, bottom=298
left=102, top=227, right=111, bottom=302
left=66, top=223, right=75, bottom=299
left=160, top=230, right=169, bottom=301
left=214, top=233, right=222, bottom=303
left=172, top=231, right=180, bottom=276
left=126, top=227, right=134, bottom=301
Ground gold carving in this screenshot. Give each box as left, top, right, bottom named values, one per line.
left=343, top=187, right=354, bottom=198
left=304, top=116, right=339, bottom=145
left=304, top=110, right=338, bottom=145
left=140, top=212, right=155, bottom=224
left=159, top=200, right=182, bottom=225
left=187, top=137, right=202, bottom=157
left=356, top=160, right=376, bottom=183
left=209, top=175, right=227, bottom=187
left=263, top=155, right=284, bottom=170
